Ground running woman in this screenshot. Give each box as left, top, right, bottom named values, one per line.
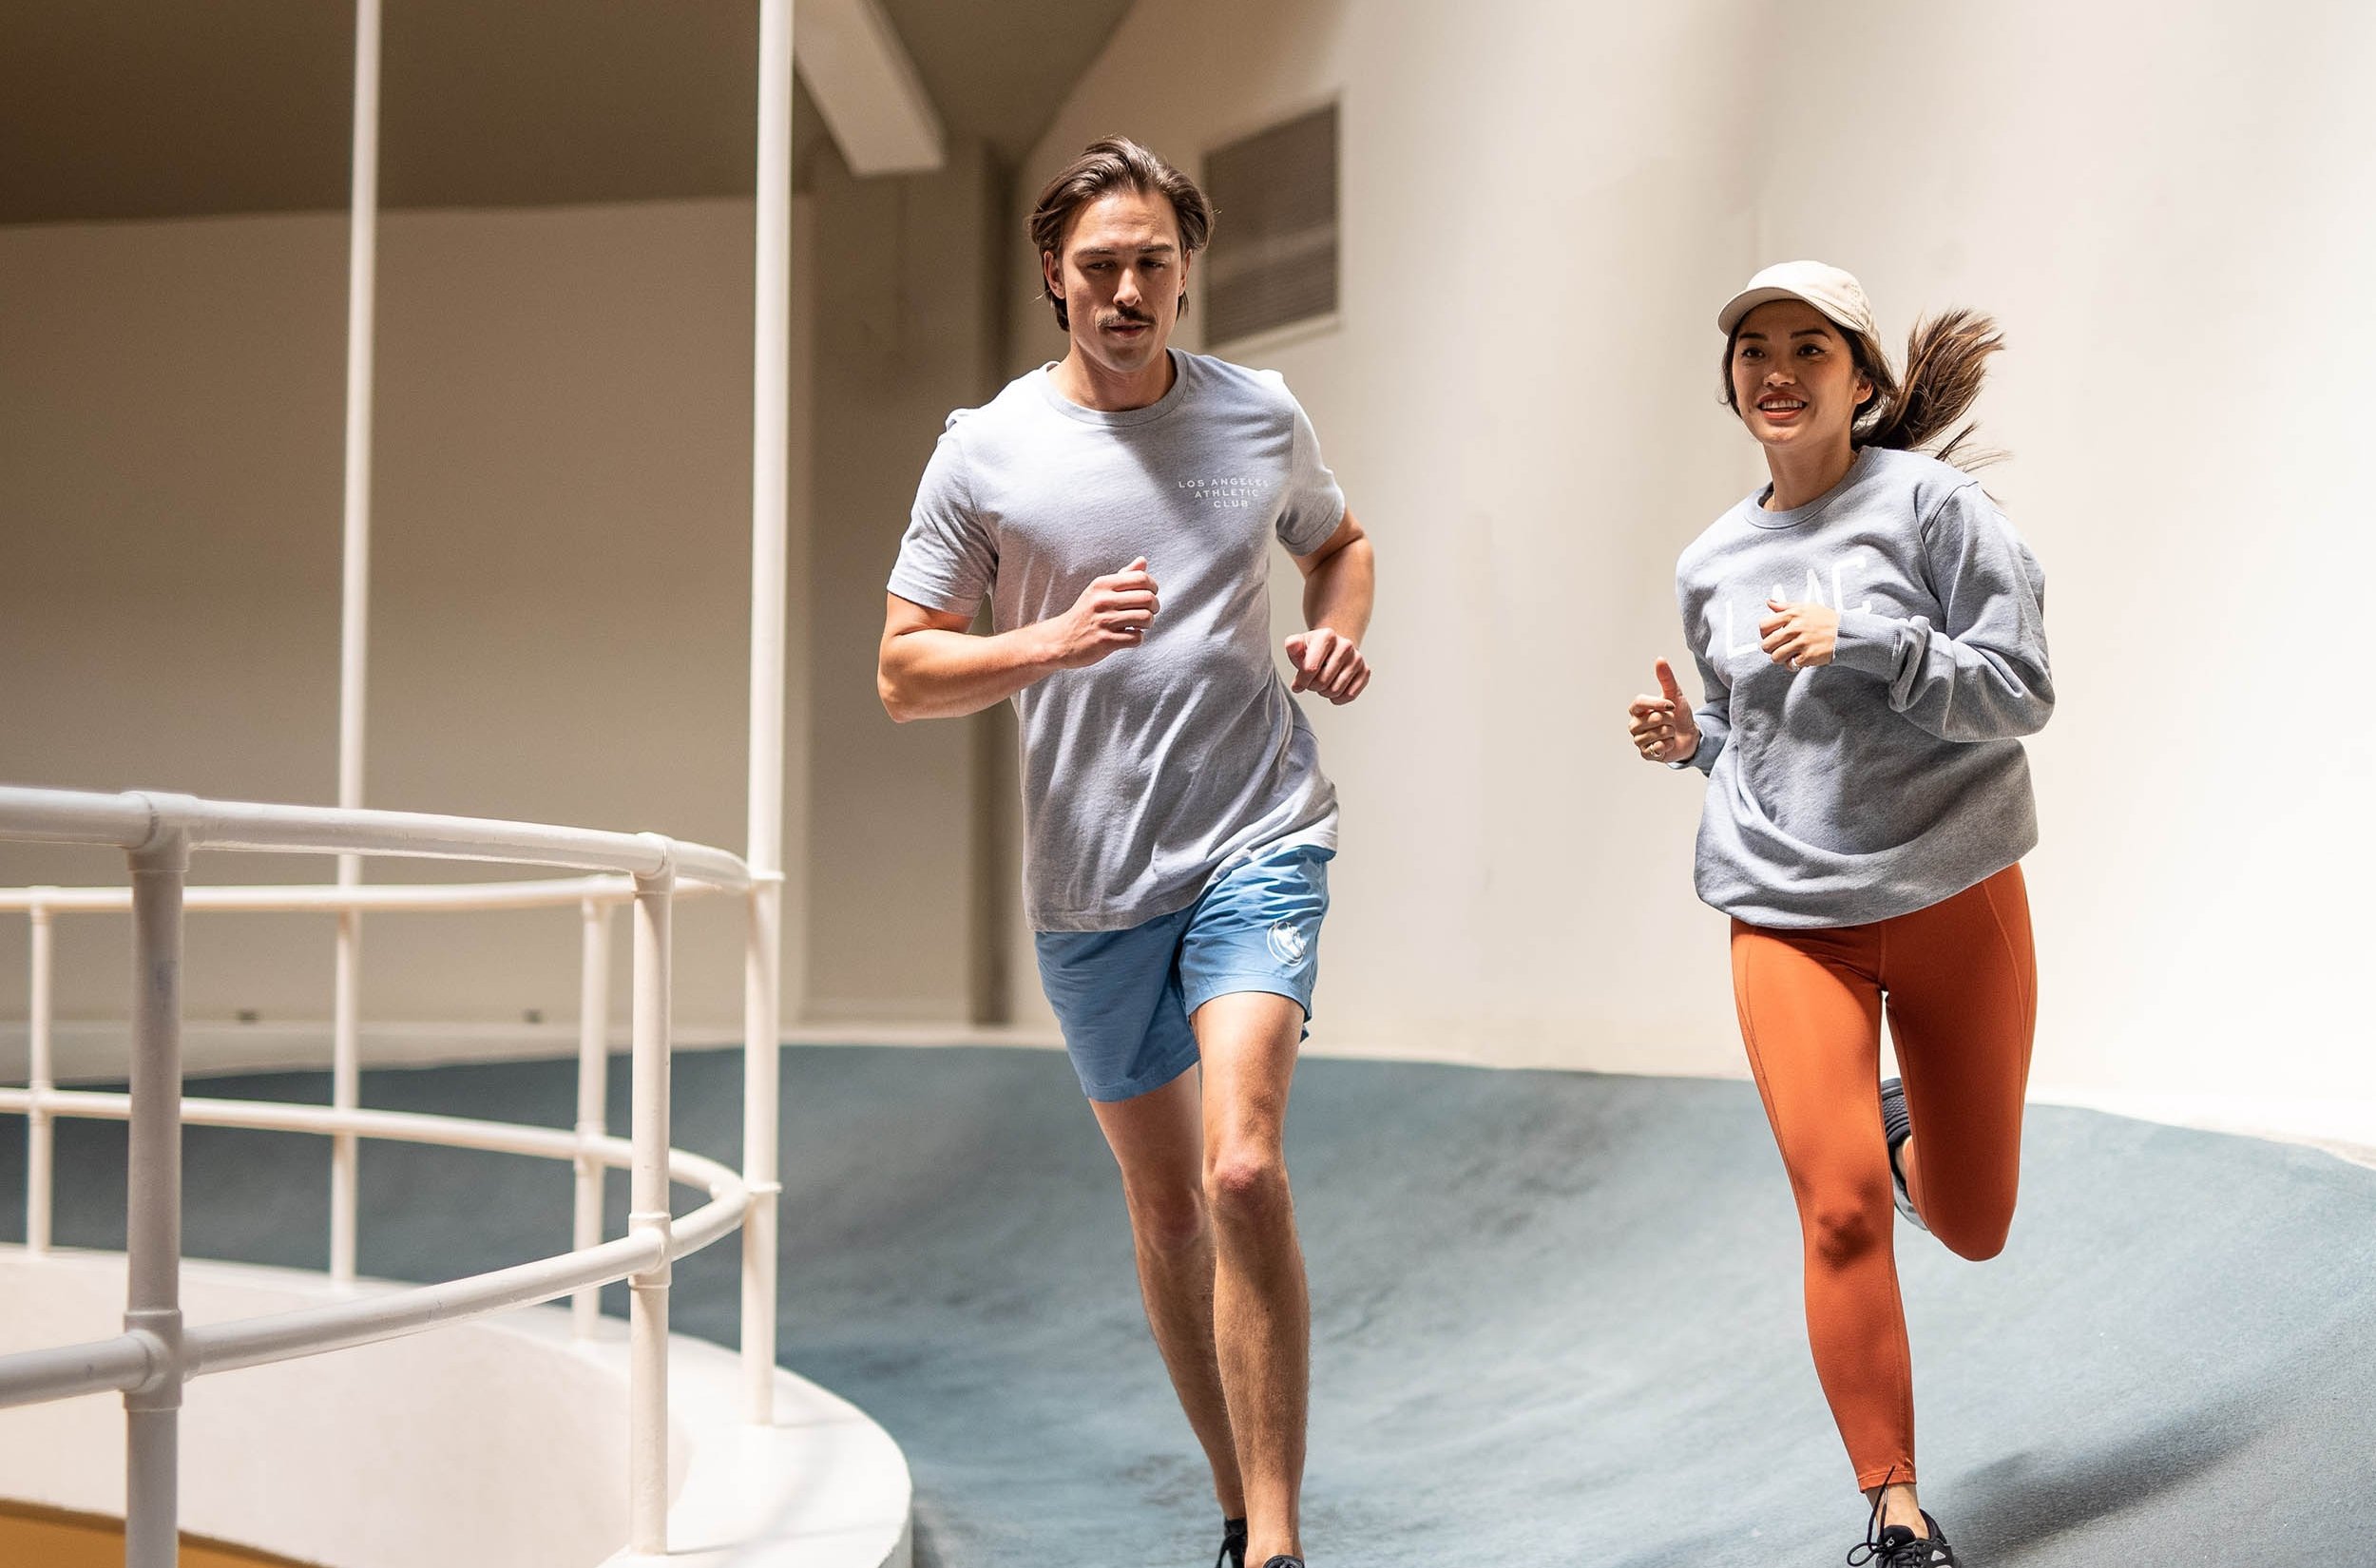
left=878, top=137, right=1374, bottom=1568
left=1626, top=260, right=2050, bottom=1565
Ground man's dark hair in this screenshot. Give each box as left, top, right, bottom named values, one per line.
left=1028, top=136, right=1213, bottom=331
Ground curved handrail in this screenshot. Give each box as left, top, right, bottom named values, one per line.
left=2, top=875, right=623, bottom=915
left=0, top=786, right=752, bottom=890
left=0, top=872, right=761, bottom=917
left=0, top=1088, right=741, bottom=1205
left=0, top=781, right=779, bottom=1559
left=0, top=1088, right=749, bottom=1405
left=0, top=1044, right=754, bottom=1413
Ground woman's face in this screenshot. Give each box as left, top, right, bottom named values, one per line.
left=1729, top=299, right=1871, bottom=455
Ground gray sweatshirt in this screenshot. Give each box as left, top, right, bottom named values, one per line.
left=1674, top=445, right=2052, bottom=927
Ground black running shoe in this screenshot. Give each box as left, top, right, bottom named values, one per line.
left=1849, top=1508, right=1958, bottom=1566
left=1215, top=1518, right=1247, bottom=1568
left=1259, top=1558, right=1305, bottom=1568
left=1880, top=1077, right=1928, bottom=1233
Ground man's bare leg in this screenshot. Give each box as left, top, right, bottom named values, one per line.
left=1193, top=992, right=1310, bottom=1566
left=1091, top=1071, right=1247, bottom=1520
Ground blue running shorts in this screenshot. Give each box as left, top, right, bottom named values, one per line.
left=1033, top=842, right=1333, bottom=1102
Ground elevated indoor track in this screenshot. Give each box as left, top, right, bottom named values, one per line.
left=7, top=1044, right=2369, bottom=1566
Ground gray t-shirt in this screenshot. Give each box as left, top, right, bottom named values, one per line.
left=1674, top=445, right=2053, bottom=927
left=888, top=350, right=1347, bottom=932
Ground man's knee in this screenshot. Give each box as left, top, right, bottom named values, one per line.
left=1203, top=1142, right=1290, bottom=1229
left=1124, top=1182, right=1209, bottom=1255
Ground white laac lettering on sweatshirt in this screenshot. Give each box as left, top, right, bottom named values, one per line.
left=1714, top=561, right=1877, bottom=661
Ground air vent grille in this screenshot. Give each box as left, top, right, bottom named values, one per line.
left=1203, top=104, right=1339, bottom=346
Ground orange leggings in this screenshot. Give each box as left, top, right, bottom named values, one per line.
left=1731, top=863, right=2036, bottom=1490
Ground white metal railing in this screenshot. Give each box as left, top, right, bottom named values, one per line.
left=0, top=785, right=785, bottom=1565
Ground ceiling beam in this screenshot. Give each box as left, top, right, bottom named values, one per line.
left=796, top=0, right=946, bottom=176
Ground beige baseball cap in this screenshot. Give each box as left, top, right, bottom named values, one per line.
left=1717, top=260, right=1879, bottom=338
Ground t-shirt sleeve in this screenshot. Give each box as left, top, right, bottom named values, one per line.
left=1274, top=393, right=1348, bottom=557
left=885, top=422, right=995, bottom=617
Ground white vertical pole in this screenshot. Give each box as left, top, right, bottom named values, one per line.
left=123, top=833, right=189, bottom=1568
left=740, top=882, right=780, bottom=1418
left=27, top=899, right=56, bottom=1255
left=330, top=0, right=384, bottom=1289
left=330, top=911, right=362, bottom=1285
left=742, top=0, right=795, bottom=1427
left=627, top=866, right=675, bottom=1555
left=572, top=898, right=611, bottom=1339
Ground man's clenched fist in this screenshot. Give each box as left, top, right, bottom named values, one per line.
left=1286, top=628, right=1370, bottom=704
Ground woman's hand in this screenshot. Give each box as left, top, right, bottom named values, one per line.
left=1759, top=598, right=1838, bottom=671
left=1628, top=659, right=1701, bottom=763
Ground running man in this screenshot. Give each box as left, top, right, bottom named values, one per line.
left=878, top=136, right=1374, bottom=1568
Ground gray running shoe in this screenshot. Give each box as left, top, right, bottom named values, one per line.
left=1880, top=1078, right=1928, bottom=1233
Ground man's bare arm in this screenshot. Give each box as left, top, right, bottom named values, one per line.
left=877, top=558, right=1162, bottom=723
left=1285, top=511, right=1375, bottom=703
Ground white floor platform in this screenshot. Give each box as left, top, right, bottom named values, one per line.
left=0, top=1248, right=911, bottom=1568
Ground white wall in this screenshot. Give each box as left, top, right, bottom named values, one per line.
left=1007, top=0, right=2376, bottom=1125
left=0, top=201, right=772, bottom=1045
left=0, top=190, right=1011, bottom=1059
left=9, top=4, right=2371, bottom=1137
left=803, top=142, right=1016, bottom=1024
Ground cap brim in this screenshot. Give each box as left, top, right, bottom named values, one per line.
left=1717, top=285, right=1811, bottom=335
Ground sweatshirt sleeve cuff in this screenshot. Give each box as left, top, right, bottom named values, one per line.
left=1832, top=609, right=1904, bottom=679
left=1669, top=727, right=1724, bottom=774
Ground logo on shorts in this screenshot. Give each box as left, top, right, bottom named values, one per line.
left=1267, top=920, right=1310, bottom=967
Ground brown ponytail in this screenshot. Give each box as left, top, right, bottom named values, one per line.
left=1851, top=309, right=2006, bottom=468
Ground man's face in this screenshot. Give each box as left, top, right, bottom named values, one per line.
left=1044, top=188, right=1188, bottom=380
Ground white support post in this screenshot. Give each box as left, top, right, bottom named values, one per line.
left=740, top=881, right=781, bottom=1418
left=27, top=898, right=55, bottom=1255
left=572, top=898, right=612, bottom=1339
left=743, top=0, right=795, bottom=1428
left=123, top=833, right=189, bottom=1568
left=627, top=865, right=675, bottom=1556
left=330, top=0, right=384, bottom=1289
left=330, top=908, right=361, bottom=1284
